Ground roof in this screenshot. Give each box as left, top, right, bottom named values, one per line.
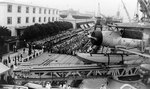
left=0, top=63, right=10, bottom=74
left=109, top=22, right=150, bottom=29
left=60, top=14, right=92, bottom=19
left=60, top=15, right=67, bottom=18
left=72, top=15, right=92, bottom=19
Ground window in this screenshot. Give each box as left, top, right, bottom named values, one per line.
left=17, top=17, right=21, bottom=24
left=56, top=10, right=57, bottom=14
left=48, top=17, right=50, bottom=22
left=39, top=17, right=41, bottom=22
left=56, top=10, right=59, bottom=14
left=44, top=9, right=46, bottom=14
left=49, top=10, right=50, bottom=14
left=39, top=8, right=41, bottom=14
left=33, top=7, right=36, bottom=13
left=53, top=10, right=55, bottom=14
left=26, top=17, right=29, bottom=23
left=8, top=5, right=12, bottom=12
left=7, top=17, right=12, bottom=24
left=18, top=6, right=21, bottom=13
left=44, top=17, right=46, bottom=22
left=33, top=17, right=35, bottom=22
left=26, top=7, right=29, bottom=13
left=52, top=17, right=54, bottom=21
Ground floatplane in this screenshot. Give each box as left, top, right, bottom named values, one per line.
left=77, top=22, right=150, bottom=65
left=76, top=22, right=150, bottom=89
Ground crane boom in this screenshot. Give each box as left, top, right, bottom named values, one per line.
left=121, top=0, right=131, bottom=22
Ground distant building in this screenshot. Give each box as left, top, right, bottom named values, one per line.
left=0, top=1, right=59, bottom=36
left=60, top=9, right=95, bottom=17
left=60, top=9, right=80, bottom=15
left=59, top=9, right=95, bottom=29
left=84, top=11, right=95, bottom=16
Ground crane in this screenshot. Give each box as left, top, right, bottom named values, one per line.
left=121, top=0, right=131, bottom=22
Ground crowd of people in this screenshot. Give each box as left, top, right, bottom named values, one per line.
left=32, top=28, right=90, bottom=55
left=51, top=33, right=89, bottom=55
left=33, top=29, right=82, bottom=46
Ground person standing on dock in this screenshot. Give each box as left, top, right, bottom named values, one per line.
left=67, top=85, right=71, bottom=89
left=59, top=84, right=63, bottom=89
left=45, top=82, right=51, bottom=89
left=62, top=83, right=67, bottom=89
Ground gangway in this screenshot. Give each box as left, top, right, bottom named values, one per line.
left=13, top=64, right=140, bottom=84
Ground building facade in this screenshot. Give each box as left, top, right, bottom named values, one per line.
left=0, top=2, right=59, bottom=36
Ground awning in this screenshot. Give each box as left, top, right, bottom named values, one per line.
left=0, top=63, right=10, bottom=74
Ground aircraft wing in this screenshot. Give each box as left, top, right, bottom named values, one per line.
left=108, top=22, right=150, bottom=29
left=117, top=48, right=150, bottom=64
left=118, top=48, right=150, bottom=58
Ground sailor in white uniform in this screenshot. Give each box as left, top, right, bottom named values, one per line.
left=45, top=82, right=51, bottom=89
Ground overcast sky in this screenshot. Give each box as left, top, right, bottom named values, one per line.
left=3, top=0, right=138, bottom=22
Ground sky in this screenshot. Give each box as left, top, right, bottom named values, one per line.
left=3, top=0, right=138, bottom=22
